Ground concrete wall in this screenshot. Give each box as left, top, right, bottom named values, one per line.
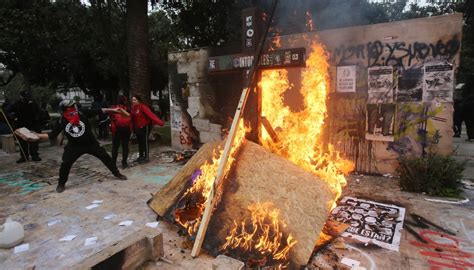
left=168, top=48, right=223, bottom=150
left=276, top=13, right=463, bottom=174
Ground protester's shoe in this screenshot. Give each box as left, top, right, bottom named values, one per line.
left=31, top=156, right=42, bottom=162
left=138, top=158, right=149, bottom=164
left=56, top=183, right=66, bottom=193
left=16, top=157, right=28, bottom=163
left=114, top=173, right=128, bottom=180
left=121, top=162, right=129, bottom=169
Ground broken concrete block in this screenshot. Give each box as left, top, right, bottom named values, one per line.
left=192, top=118, right=210, bottom=131
left=212, top=255, right=244, bottom=270
left=199, top=131, right=221, bottom=143
left=210, top=123, right=222, bottom=133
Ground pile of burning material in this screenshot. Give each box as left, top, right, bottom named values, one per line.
left=149, top=140, right=336, bottom=267
left=149, top=38, right=354, bottom=267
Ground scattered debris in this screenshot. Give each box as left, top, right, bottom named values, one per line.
left=92, top=200, right=103, bottom=204
left=47, top=220, right=62, bottom=227
left=85, top=204, right=99, bottom=210
left=13, top=243, right=29, bottom=254
left=84, top=237, right=97, bottom=246
left=103, top=214, right=117, bottom=220
left=158, top=150, right=197, bottom=164
left=341, top=257, right=360, bottom=268
left=382, top=173, right=394, bottom=178
left=118, top=220, right=133, bottom=227
left=59, top=235, right=77, bottom=242
left=146, top=222, right=159, bottom=228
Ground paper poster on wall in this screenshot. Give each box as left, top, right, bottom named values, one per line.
left=397, top=66, right=424, bottom=102
left=423, top=63, right=454, bottom=102
left=330, top=196, right=406, bottom=251
left=368, top=66, right=394, bottom=104
left=365, top=104, right=395, bottom=142
left=336, top=66, right=356, bottom=93
left=170, top=106, right=182, bottom=131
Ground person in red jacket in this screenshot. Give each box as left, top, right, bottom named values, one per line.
left=110, top=95, right=131, bottom=169
left=130, top=95, right=164, bottom=163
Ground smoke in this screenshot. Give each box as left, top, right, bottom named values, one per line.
left=255, top=0, right=407, bottom=35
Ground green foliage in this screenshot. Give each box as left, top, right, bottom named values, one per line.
left=398, top=154, right=466, bottom=198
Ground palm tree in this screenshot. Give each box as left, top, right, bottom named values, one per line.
left=126, top=0, right=151, bottom=104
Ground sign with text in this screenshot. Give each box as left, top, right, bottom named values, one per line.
left=336, top=65, right=357, bottom=93
left=208, top=48, right=306, bottom=73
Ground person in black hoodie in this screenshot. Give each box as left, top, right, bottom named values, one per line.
left=23, top=100, right=127, bottom=193
left=6, top=90, right=42, bottom=163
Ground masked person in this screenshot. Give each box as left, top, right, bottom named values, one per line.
left=30, top=100, right=127, bottom=193
left=110, top=96, right=131, bottom=169
left=130, top=95, right=164, bottom=163
left=6, top=90, right=42, bottom=163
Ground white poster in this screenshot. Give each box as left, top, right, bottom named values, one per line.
left=170, top=106, right=182, bottom=131
left=330, top=196, right=406, bottom=252
left=368, top=66, right=394, bottom=104
left=337, top=66, right=357, bottom=93
left=423, top=62, right=454, bottom=102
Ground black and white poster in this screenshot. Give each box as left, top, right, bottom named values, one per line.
left=397, top=66, right=424, bottom=102
left=423, top=63, right=454, bottom=102
left=368, top=66, right=394, bottom=104
left=336, top=66, right=357, bottom=93
left=365, top=104, right=396, bottom=142
left=330, top=196, right=405, bottom=251
left=170, top=106, right=182, bottom=131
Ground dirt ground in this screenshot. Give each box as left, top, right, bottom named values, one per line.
left=0, top=135, right=473, bottom=269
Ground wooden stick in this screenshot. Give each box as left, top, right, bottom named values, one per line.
left=0, top=109, right=29, bottom=161
left=261, top=116, right=279, bottom=143
left=191, top=0, right=279, bottom=257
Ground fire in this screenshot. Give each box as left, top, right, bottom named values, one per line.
left=174, top=119, right=249, bottom=235
left=221, top=202, right=297, bottom=268
left=305, top=11, right=315, bottom=32
left=259, top=43, right=354, bottom=207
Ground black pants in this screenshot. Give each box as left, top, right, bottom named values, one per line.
left=466, top=116, right=474, bottom=140
left=58, top=143, right=119, bottom=185
left=18, top=137, right=39, bottom=159
left=135, top=126, right=149, bottom=159
left=112, top=127, right=131, bottom=165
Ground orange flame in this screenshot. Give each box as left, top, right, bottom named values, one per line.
left=221, top=202, right=297, bottom=267
left=259, top=43, right=354, bottom=208
left=175, top=119, right=249, bottom=235
left=305, top=11, right=315, bottom=32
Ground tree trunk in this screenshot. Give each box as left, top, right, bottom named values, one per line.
left=126, top=0, right=151, bottom=104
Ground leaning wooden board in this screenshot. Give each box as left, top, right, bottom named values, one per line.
left=148, top=140, right=224, bottom=217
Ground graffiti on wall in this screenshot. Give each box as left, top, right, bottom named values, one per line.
left=388, top=103, right=444, bottom=156
left=329, top=36, right=460, bottom=68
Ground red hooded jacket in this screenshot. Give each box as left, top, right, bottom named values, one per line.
left=109, top=104, right=131, bottom=135
left=131, top=103, right=164, bottom=129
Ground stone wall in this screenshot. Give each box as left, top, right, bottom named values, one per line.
left=168, top=48, right=222, bottom=150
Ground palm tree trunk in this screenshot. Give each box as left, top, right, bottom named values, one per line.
left=126, top=0, right=151, bottom=104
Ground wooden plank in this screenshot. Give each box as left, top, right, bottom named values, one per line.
left=74, top=228, right=163, bottom=270
left=261, top=116, right=279, bottom=142
left=191, top=87, right=251, bottom=257
left=148, top=140, right=223, bottom=217
left=202, top=141, right=335, bottom=267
